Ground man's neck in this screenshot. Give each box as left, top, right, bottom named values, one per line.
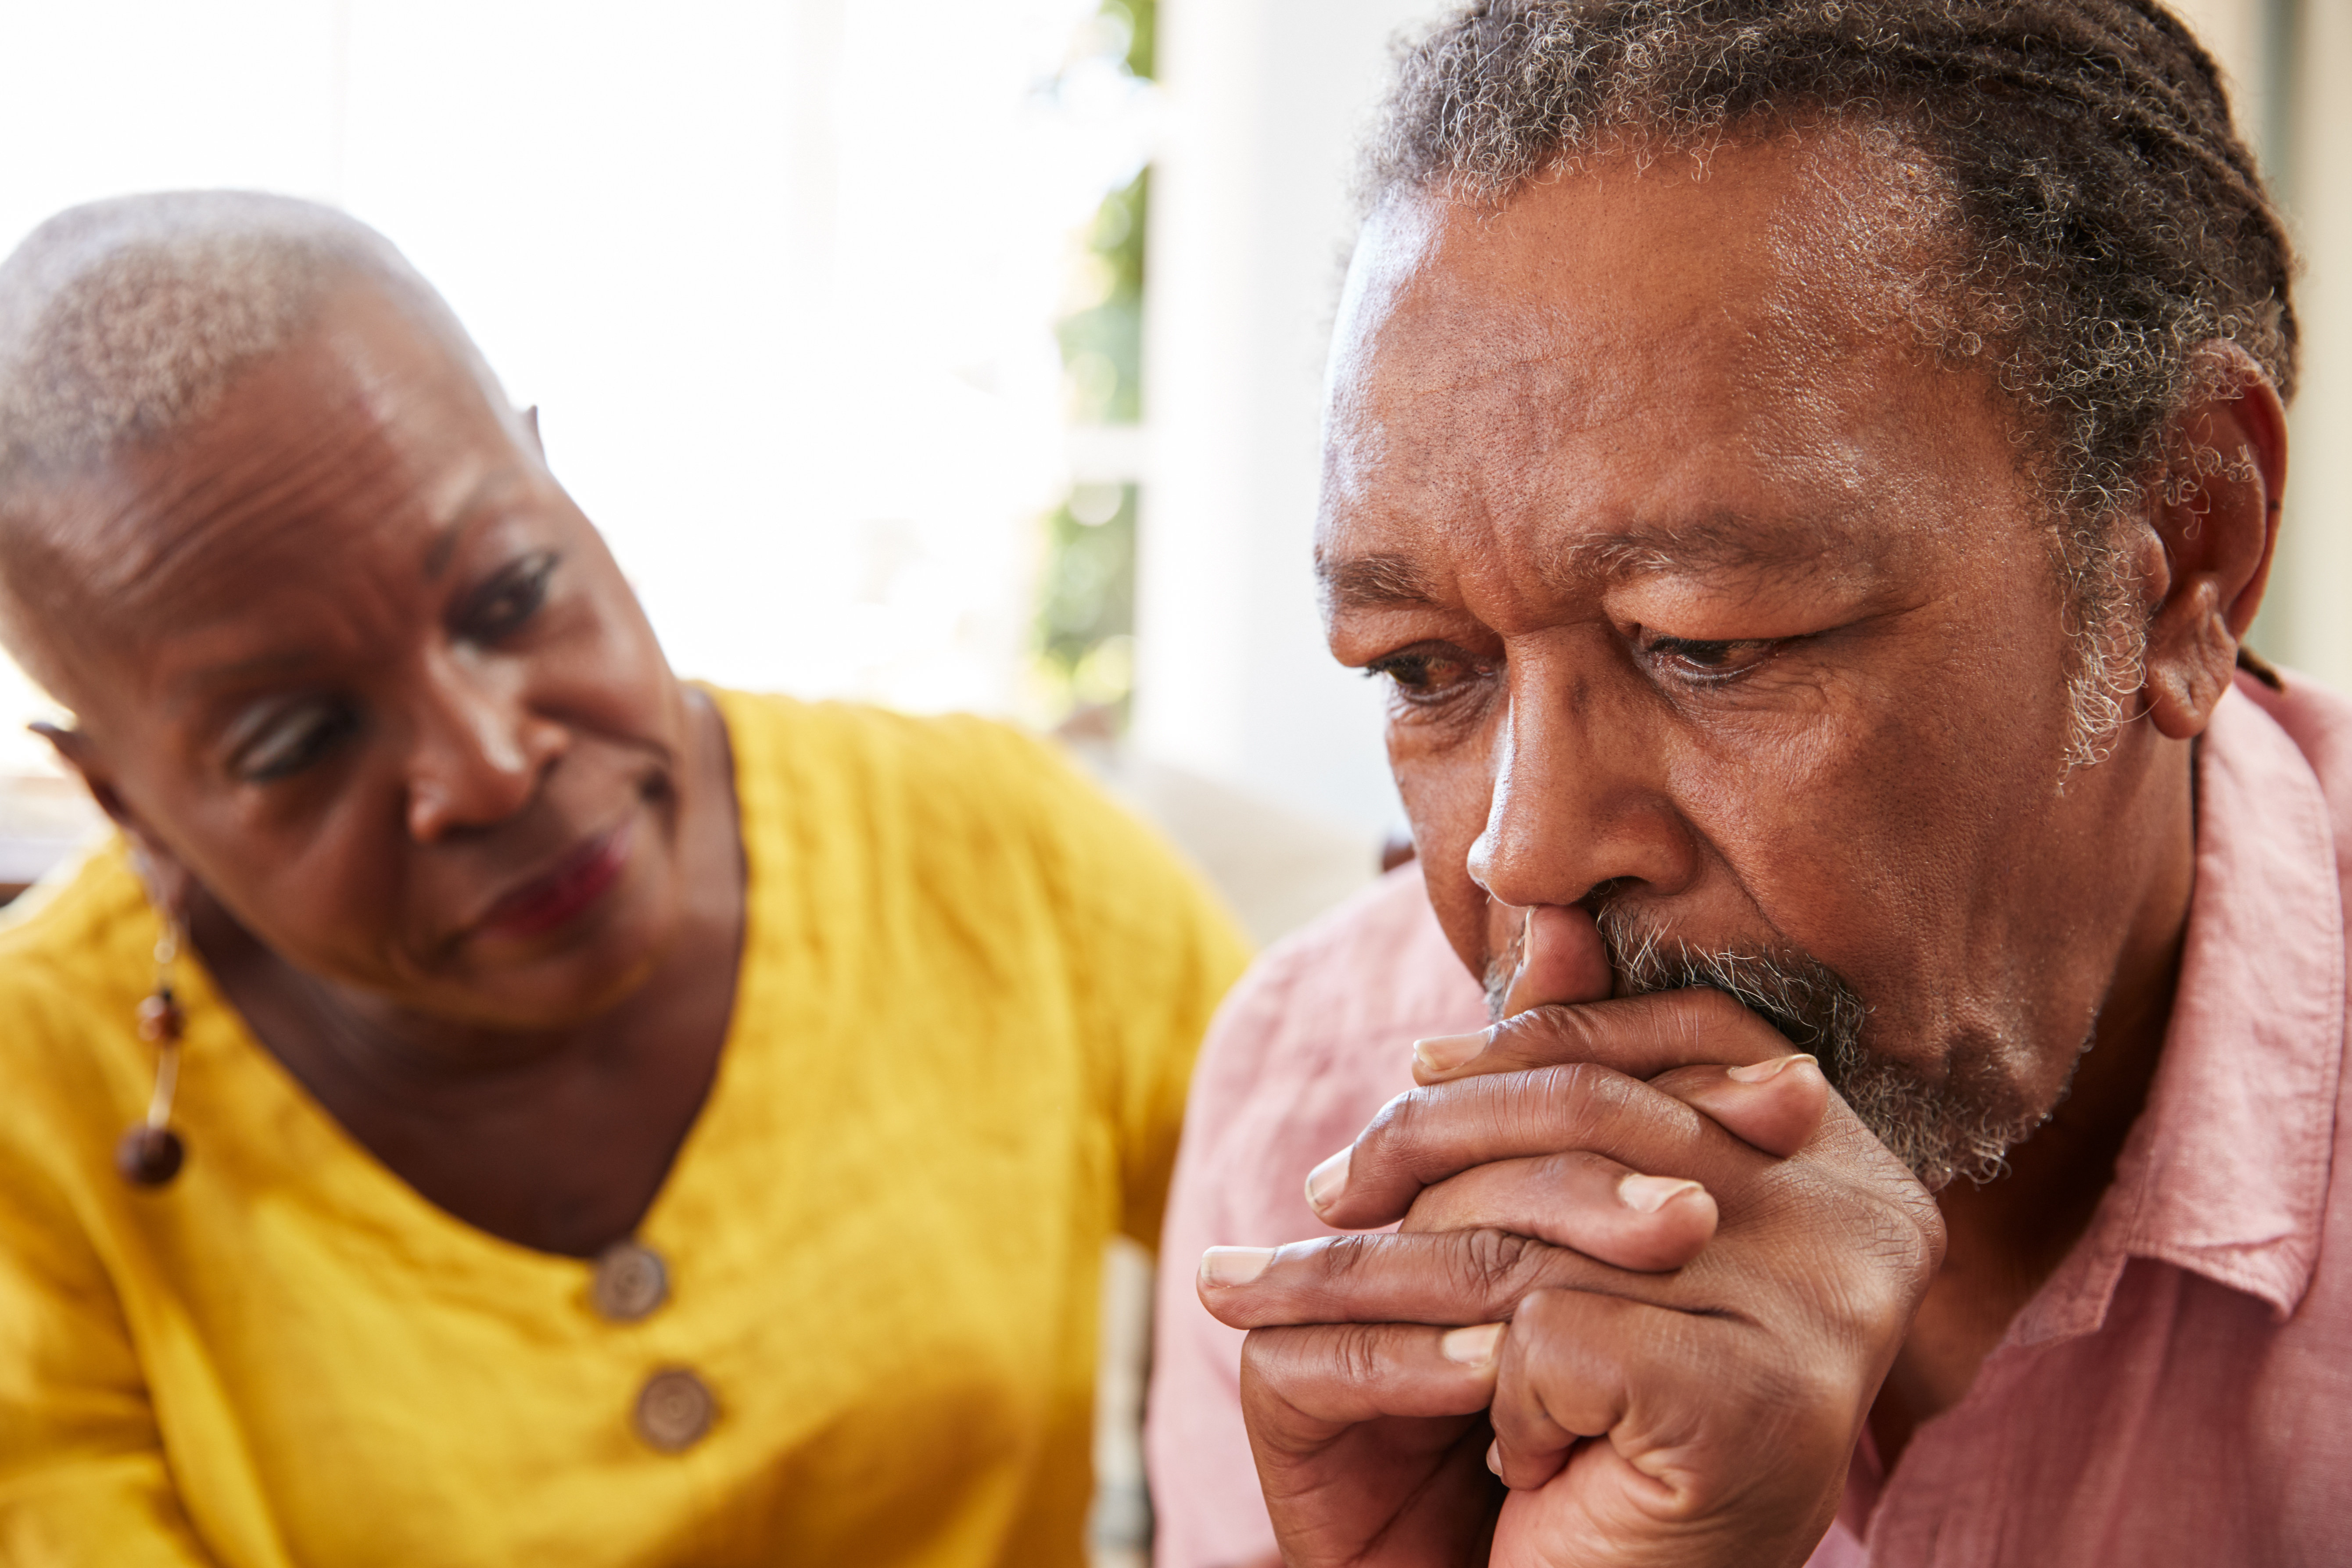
left=1869, top=738, right=2198, bottom=1466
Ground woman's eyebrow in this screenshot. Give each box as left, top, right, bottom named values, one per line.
left=155, top=645, right=334, bottom=728
left=421, top=465, right=537, bottom=580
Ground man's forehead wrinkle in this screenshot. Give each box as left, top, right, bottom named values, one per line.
left=1322, top=145, right=1979, bottom=635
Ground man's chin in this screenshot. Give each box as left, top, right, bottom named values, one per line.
left=1574, top=904, right=2065, bottom=1192
left=1836, top=1038, right=2076, bottom=1193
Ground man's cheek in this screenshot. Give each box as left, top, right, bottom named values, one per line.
left=1391, top=749, right=1498, bottom=981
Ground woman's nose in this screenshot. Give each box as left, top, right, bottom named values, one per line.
left=403, top=653, right=566, bottom=842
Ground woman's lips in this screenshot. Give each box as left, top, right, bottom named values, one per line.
left=475, top=819, right=634, bottom=941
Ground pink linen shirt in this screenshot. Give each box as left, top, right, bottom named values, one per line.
left=1146, top=670, right=2352, bottom=1568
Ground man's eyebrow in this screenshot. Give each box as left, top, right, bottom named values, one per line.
left=1316, top=551, right=1441, bottom=610
left=1552, top=514, right=1867, bottom=579
left=1320, top=516, right=1871, bottom=612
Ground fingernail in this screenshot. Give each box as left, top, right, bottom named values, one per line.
left=1199, top=1246, right=1275, bottom=1288
left=1412, top=1029, right=1488, bottom=1076
left=1486, top=1438, right=1503, bottom=1476
left=1304, top=1148, right=1351, bottom=1212
left=1617, top=1173, right=1705, bottom=1213
left=1441, top=1322, right=1505, bottom=1365
left=1727, top=1052, right=1817, bottom=1084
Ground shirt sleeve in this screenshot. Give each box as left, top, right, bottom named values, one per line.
left=1141, top=952, right=1300, bottom=1568
left=1105, top=847, right=1255, bottom=1256
left=1143, top=868, right=1491, bottom=1568
left=997, top=727, right=1254, bottom=1254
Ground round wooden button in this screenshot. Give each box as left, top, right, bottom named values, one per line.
left=591, top=1240, right=669, bottom=1322
left=634, top=1368, right=715, bottom=1452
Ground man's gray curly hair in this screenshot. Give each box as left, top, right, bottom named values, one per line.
left=1365, top=0, right=2297, bottom=766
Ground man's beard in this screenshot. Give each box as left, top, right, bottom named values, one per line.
left=1484, top=904, right=2060, bottom=1192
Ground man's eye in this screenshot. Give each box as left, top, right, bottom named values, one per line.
left=1366, top=646, right=1490, bottom=705
left=231, top=698, right=359, bottom=782
left=1641, top=634, right=1779, bottom=683
left=457, top=551, right=559, bottom=643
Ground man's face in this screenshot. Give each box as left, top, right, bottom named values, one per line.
left=1319, top=140, right=2177, bottom=1178
left=23, top=283, right=697, bottom=1032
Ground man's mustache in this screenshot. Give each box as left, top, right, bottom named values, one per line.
left=1481, top=901, right=2050, bottom=1192
left=1484, top=902, right=1867, bottom=1065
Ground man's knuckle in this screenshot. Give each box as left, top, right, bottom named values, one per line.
left=1671, top=985, right=1752, bottom=1041
left=1345, top=1088, right=1454, bottom=1193
left=1318, top=1232, right=1383, bottom=1285
left=1240, top=1327, right=1301, bottom=1387
left=1880, top=1203, right=1941, bottom=1285
left=1353, top=1088, right=1419, bottom=1158
left=1509, top=1285, right=1575, bottom=1337
left=1528, top=1060, right=1617, bottom=1140
left=1457, top=1226, right=1550, bottom=1303
left=1800, top=1210, right=1934, bottom=1344
left=1330, top=1323, right=1390, bottom=1385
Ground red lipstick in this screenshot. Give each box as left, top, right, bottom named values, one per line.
left=477, top=820, right=633, bottom=940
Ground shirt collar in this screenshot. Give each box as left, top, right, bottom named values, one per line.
left=2013, top=677, right=2346, bottom=1344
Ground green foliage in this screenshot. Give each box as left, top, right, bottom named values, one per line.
left=1035, top=483, right=1137, bottom=715
left=1034, top=0, right=1155, bottom=726
left=1055, top=168, right=1148, bottom=426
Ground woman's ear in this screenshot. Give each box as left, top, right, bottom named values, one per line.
left=32, top=720, right=196, bottom=913
left=2139, top=344, right=2288, bottom=741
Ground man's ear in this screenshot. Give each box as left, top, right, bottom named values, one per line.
left=2138, top=344, right=2288, bottom=741
left=31, top=721, right=195, bottom=912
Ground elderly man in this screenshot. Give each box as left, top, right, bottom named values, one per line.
left=1148, top=2, right=2347, bottom=1565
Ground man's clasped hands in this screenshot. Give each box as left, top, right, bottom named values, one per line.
left=1198, top=906, right=1946, bottom=1568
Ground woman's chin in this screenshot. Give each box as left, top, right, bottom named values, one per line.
left=423, top=878, right=684, bottom=1033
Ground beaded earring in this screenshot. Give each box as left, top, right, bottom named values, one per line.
left=116, top=917, right=187, bottom=1187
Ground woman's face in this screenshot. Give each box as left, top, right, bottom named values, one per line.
left=29, top=283, right=700, bottom=1031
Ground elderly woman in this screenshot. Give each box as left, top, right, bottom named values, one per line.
left=0, top=192, right=1247, bottom=1565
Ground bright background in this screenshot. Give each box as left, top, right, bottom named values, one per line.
left=0, top=0, right=1154, bottom=766
left=0, top=0, right=2342, bottom=849
left=0, top=2, right=2341, bottom=1558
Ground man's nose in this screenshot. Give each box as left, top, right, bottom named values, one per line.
left=402, top=651, right=566, bottom=842
left=1465, top=666, right=1697, bottom=908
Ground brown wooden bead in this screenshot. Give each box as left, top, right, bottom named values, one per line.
left=136, top=992, right=183, bottom=1043
left=115, top=1124, right=185, bottom=1186
left=633, top=1368, right=715, bottom=1452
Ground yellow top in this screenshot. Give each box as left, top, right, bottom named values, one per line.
left=0, top=691, right=1249, bottom=1567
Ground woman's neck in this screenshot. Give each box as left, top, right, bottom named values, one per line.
left=186, top=691, right=748, bottom=1257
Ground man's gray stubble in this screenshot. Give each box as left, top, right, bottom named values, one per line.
left=1484, top=902, right=2063, bottom=1192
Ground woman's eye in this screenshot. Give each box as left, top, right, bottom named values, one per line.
left=458, top=551, right=558, bottom=643
left=1366, top=646, right=1491, bottom=705
left=231, top=698, right=359, bottom=782
left=1641, top=634, right=1778, bottom=682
